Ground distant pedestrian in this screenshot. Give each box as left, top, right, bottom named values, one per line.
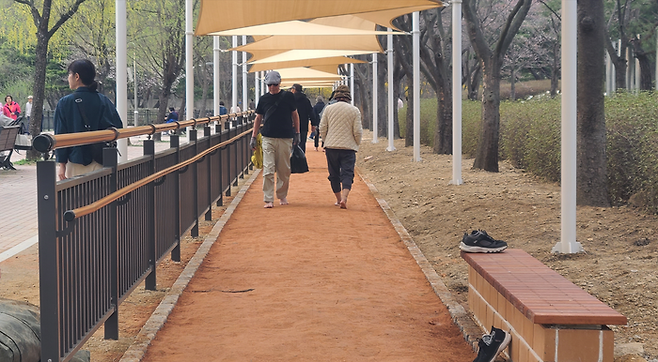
left=165, top=107, right=178, bottom=123
left=311, top=96, right=325, bottom=150
left=25, top=95, right=33, bottom=123
left=290, top=83, right=317, bottom=153
left=219, top=101, right=228, bottom=115
left=319, top=85, right=362, bottom=209
left=3, top=95, right=21, bottom=120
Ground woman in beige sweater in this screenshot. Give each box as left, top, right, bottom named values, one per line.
left=319, top=85, right=363, bottom=209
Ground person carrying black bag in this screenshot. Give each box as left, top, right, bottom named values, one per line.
left=250, top=70, right=300, bottom=209
left=54, top=59, right=123, bottom=180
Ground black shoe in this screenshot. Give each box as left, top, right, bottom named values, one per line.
left=460, top=230, right=508, bottom=253
left=473, top=326, right=511, bottom=362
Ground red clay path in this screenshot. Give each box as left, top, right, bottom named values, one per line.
left=140, top=143, right=476, bottom=361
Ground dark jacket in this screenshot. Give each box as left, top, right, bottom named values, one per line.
left=312, top=101, right=325, bottom=126
left=293, top=92, right=317, bottom=134
left=54, top=87, right=123, bottom=165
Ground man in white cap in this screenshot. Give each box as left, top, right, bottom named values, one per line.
left=250, top=70, right=300, bottom=208
left=25, top=95, right=33, bottom=132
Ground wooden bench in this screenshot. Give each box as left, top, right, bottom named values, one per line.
left=0, top=126, right=20, bottom=170
left=462, top=249, right=627, bottom=362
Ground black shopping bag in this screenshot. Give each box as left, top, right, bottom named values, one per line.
left=290, top=145, right=309, bottom=173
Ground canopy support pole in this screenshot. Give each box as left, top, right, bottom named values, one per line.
left=387, top=29, right=396, bottom=152
left=115, top=0, right=128, bottom=161
left=185, top=0, right=194, bottom=138
left=213, top=36, right=220, bottom=117
left=242, top=35, right=248, bottom=113
left=450, top=0, right=463, bottom=184
left=232, top=36, right=238, bottom=115
left=372, top=53, right=378, bottom=143
left=413, top=11, right=421, bottom=162
left=553, top=0, right=583, bottom=254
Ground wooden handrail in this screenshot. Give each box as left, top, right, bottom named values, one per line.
left=63, top=127, right=253, bottom=222
left=32, top=111, right=254, bottom=153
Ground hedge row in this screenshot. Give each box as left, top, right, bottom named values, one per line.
left=398, top=92, right=658, bottom=211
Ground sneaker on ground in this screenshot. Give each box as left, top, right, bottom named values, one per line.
left=473, top=326, right=511, bottom=362
left=459, top=230, right=508, bottom=253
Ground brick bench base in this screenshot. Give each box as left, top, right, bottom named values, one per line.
left=462, top=249, right=627, bottom=362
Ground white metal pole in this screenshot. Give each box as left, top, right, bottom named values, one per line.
left=386, top=29, right=396, bottom=152
left=372, top=53, right=378, bottom=143
left=412, top=11, right=421, bottom=162
left=213, top=36, right=220, bottom=117
left=350, top=64, right=355, bottom=106
left=133, top=56, right=138, bottom=126
left=242, top=35, right=248, bottom=113
left=553, top=0, right=582, bottom=254
left=115, top=0, right=128, bottom=162
left=185, top=0, right=194, bottom=140
left=450, top=0, right=463, bottom=184
left=232, top=36, right=238, bottom=119
left=254, top=72, right=257, bottom=98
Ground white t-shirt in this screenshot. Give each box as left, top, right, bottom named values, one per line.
left=25, top=101, right=33, bottom=117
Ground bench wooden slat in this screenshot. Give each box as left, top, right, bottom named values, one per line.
left=462, top=249, right=627, bottom=326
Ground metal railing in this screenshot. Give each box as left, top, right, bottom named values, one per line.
left=35, top=112, right=255, bottom=362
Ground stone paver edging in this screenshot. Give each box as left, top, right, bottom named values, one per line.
left=119, top=170, right=260, bottom=362
left=356, top=167, right=482, bottom=352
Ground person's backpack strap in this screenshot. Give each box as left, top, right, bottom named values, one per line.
left=263, top=94, right=283, bottom=124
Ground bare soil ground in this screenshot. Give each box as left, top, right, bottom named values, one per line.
left=357, top=132, right=658, bottom=361
left=1, top=134, right=656, bottom=361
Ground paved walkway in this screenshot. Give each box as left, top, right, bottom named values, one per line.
left=0, top=136, right=175, bottom=262
left=120, top=144, right=477, bottom=362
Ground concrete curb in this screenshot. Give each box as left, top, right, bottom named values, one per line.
left=119, top=169, right=260, bottom=362
left=356, top=167, right=483, bottom=352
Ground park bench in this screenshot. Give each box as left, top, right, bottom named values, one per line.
left=462, top=249, right=627, bottom=362
left=0, top=125, right=20, bottom=170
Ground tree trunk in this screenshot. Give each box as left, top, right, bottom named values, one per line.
left=405, top=77, right=414, bottom=147
left=613, top=58, right=627, bottom=90
left=577, top=0, right=609, bottom=207
left=551, top=43, right=559, bottom=97
left=27, top=24, right=50, bottom=160
left=634, top=51, right=653, bottom=91
left=472, top=58, right=501, bottom=172
left=377, top=53, right=387, bottom=138
left=510, top=68, right=516, bottom=101
left=467, top=64, right=481, bottom=101
left=433, top=75, right=452, bottom=154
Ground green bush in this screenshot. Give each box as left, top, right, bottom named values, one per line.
left=400, top=91, right=658, bottom=211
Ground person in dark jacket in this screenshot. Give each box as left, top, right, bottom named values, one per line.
left=311, top=95, right=325, bottom=150
left=54, top=59, right=123, bottom=180
left=290, top=84, right=317, bottom=153
left=165, top=107, right=178, bottom=123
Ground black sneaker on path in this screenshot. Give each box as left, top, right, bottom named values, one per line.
left=473, top=326, right=511, bottom=362
left=459, top=230, right=508, bottom=253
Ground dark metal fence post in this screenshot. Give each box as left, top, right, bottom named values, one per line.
left=144, top=140, right=157, bottom=291
left=104, top=147, right=119, bottom=340
left=171, top=135, right=181, bottom=263
left=204, top=126, right=212, bottom=221
left=215, top=123, right=223, bottom=207
left=225, top=122, right=233, bottom=197
left=190, top=129, right=199, bottom=238
left=38, top=161, right=60, bottom=362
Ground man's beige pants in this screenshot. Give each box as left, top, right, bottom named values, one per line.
left=261, top=136, right=292, bottom=203
left=65, top=161, right=103, bottom=178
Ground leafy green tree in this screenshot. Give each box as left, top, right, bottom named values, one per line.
left=14, top=0, right=89, bottom=160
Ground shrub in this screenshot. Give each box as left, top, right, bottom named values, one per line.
left=402, top=91, right=658, bottom=211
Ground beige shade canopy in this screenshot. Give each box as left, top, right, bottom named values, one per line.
left=195, top=0, right=443, bottom=36
left=274, top=67, right=343, bottom=81
left=248, top=56, right=365, bottom=73
left=248, top=49, right=376, bottom=64
left=207, top=19, right=396, bottom=36
left=279, top=80, right=340, bottom=88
